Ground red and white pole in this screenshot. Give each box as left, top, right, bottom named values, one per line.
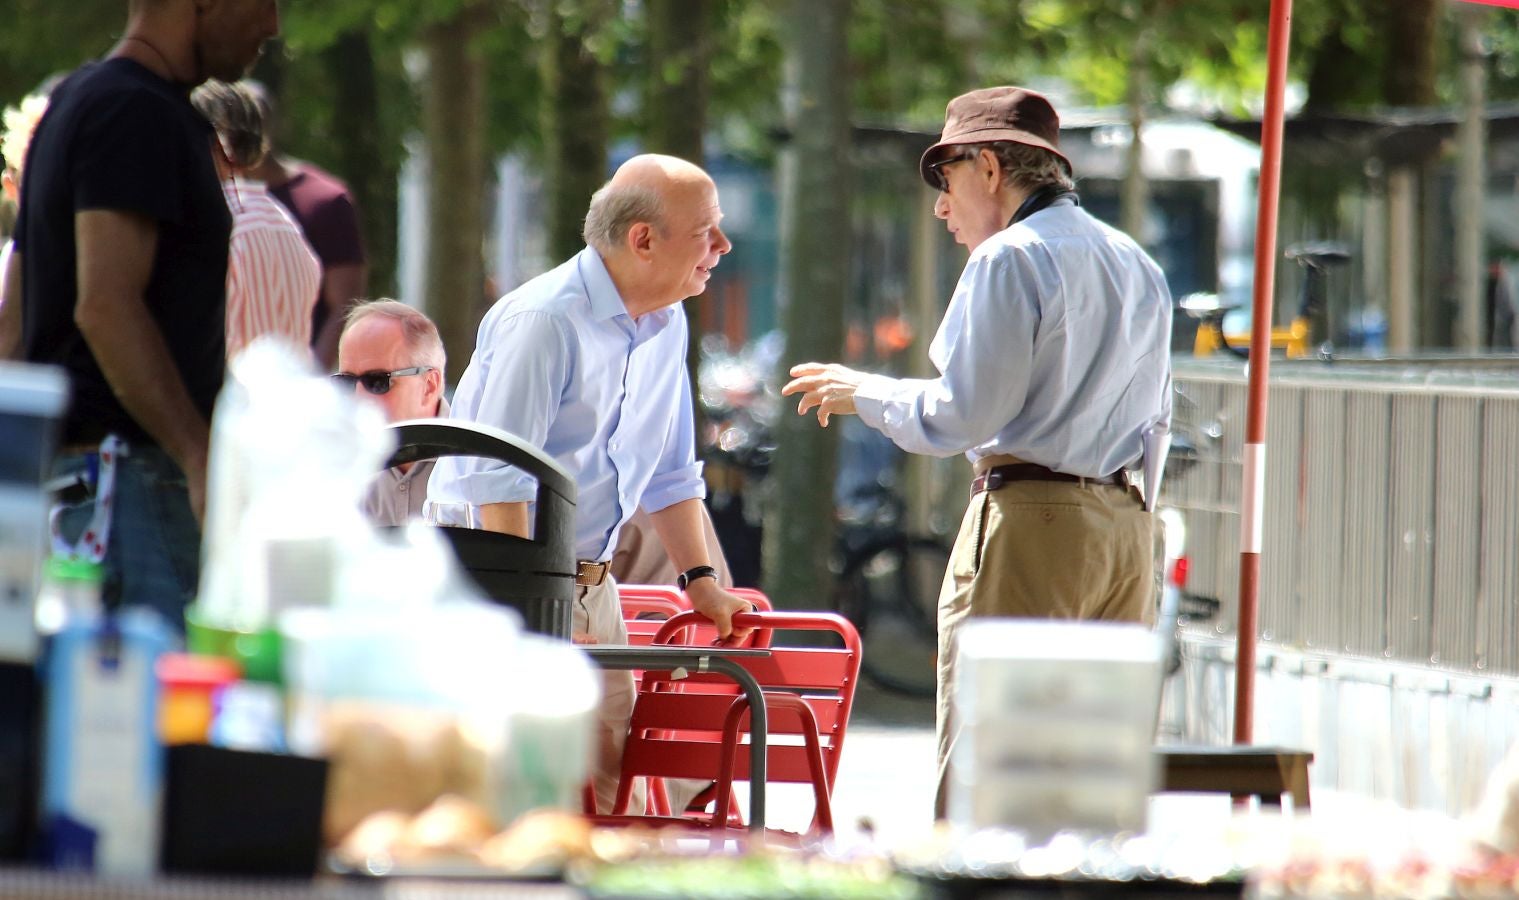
left=1235, top=0, right=1294, bottom=746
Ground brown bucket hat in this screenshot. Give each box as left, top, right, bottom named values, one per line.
left=918, top=86, right=1072, bottom=189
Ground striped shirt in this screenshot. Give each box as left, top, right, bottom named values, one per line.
left=222, top=178, right=321, bottom=360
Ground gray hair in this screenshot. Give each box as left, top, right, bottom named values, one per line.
left=582, top=182, right=665, bottom=255
left=190, top=79, right=267, bottom=170
left=343, top=299, right=446, bottom=372
left=963, top=141, right=1074, bottom=193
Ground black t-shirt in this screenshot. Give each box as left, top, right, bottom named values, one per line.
left=15, top=58, right=229, bottom=446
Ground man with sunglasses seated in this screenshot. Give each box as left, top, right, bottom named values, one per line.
left=332, top=299, right=447, bottom=525
left=425, top=154, right=753, bottom=815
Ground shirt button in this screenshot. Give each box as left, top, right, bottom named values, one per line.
left=399, top=484, right=408, bottom=492
left=1041, top=510, right=1054, bottom=522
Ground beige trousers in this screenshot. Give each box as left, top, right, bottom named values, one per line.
left=576, top=577, right=645, bottom=814
left=933, top=476, right=1155, bottom=819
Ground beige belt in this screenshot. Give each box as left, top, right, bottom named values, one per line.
left=575, top=560, right=610, bottom=587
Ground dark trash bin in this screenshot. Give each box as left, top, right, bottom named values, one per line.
left=385, top=420, right=577, bottom=639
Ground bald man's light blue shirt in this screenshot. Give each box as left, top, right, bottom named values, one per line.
left=425, top=247, right=704, bottom=561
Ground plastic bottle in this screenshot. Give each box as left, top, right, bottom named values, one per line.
left=33, top=557, right=102, bottom=637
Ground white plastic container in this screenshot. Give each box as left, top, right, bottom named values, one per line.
left=948, top=619, right=1163, bottom=838
left=40, top=609, right=174, bottom=875
left=0, top=362, right=68, bottom=664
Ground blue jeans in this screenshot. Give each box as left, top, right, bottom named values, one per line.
left=53, top=445, right=200, bottom=632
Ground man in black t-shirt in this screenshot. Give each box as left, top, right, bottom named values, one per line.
left=0, top=0, right=279, bottom=627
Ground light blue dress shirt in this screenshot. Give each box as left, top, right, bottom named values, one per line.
left=854, top=200, right=1172, bottom=478
left=425, top=247, right=704, bottom=561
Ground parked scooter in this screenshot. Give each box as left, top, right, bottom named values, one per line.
left=1183, top=241, right=1351, bottom=360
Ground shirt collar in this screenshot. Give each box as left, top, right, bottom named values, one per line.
left=577, top=247, right=631, bottom=323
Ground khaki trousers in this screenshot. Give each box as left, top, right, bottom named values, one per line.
left=576, top=577, right=645, bottom=814
left=933, top=476, right=1154, bottom=819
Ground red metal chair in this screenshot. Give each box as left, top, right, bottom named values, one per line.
left=618, top=585, right=689, bottom=647
left=651, top=587, right=774, bottom=649
left=605, top=586, right=774, bottom=816
left=607, top=610, right=862, bottom=840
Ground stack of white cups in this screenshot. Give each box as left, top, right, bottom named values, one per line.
left=948, top=619, right=1164, bottom=840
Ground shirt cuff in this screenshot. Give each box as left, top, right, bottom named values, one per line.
left=854, top=373, right=901, bottom=432
left=448, top=468, right=539, bottom=508
left=641, top=464, right=707, bottom=514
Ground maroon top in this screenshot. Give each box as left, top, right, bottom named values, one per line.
left=268, top=162, right=366, bottom=337
left=269, top=162, right=365, bottom=267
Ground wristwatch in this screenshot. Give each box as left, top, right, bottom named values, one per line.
left=676, top=565, right=719, bottom=591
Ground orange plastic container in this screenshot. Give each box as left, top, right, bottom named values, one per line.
left=157, top=653, right=241, bottom=745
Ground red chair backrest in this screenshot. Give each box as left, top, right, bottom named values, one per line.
left=648, top=588, right=775, bottom=649
left=617, top=584, right=690, bottom=616
left=618, top=585, right=688, bottom=647
left=613, top=610, right=862, bottom=833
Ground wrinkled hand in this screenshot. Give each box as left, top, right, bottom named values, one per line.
left=780, top=362, right=865, bottom=427
left=686, top=580, right=755, bottom=646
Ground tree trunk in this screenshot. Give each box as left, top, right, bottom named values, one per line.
left=1383, top=0, right=1441, bottom=106
left=322, top=30, right=398, bottom=297
left=1455, top=4, right=1488, bottom=351
left=644, top=0, right=713, bottom=452
left=764, top=0, right=850, bottom=609
left=1120, top=25, right=1150, bottom=245
left=422, top=9, right=489, bottom=382
left=1303, top=23, right=1363, bottom=113
left=542, top=0, right=611, bottom=263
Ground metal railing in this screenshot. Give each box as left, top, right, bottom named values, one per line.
left=1166, top=356, right=1519, bottom=676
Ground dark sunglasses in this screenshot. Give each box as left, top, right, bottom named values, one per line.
left=330, top=366, right=432, bottom=396
left=928, top=152, right=975, bottom=193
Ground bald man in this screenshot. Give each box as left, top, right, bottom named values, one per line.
left=4, top=0, right=278, bottom=627
left=427, top=154, right=752, bottom=813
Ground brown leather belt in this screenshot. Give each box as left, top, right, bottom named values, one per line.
left=971, top=463, right=1129, bottom=497
left=575, top=560, right=610, bottom=587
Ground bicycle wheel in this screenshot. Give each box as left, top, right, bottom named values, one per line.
left=843, top=536, right=949, bottom=698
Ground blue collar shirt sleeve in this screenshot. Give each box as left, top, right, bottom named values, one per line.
left=426, top=248, right=706, bottom=560
left=853, top=204, right=1172, bottom=478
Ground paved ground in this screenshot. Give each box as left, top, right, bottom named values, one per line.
left=753, top=678, right=940, bottom=845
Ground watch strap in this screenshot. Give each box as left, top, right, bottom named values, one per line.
left=677, top=565, right=719, bottom=591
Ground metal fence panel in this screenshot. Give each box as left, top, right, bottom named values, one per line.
left=1302, top=388, right=1348, bottom=653
left=1341, top=391, right=1391, bottom=657
left=1480, top=400, right=1519, bottom=672
left=1262, top=385, right=1302, bottom=645
left=1432, top=397, right=1482, bottom=670
left=1166, top=359, right=1519, bottom=679
left=1386, top=395, right=1437, bottom=663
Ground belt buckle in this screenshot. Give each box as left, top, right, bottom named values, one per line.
left=983, top=469, right=1004, bottom=492
left=576, top=560, right=608, bottom=587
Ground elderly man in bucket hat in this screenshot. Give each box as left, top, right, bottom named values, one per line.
left=782, top=86, right=1173, bottom=817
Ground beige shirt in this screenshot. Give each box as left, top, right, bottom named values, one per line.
left=364, top=457, right=436, bottom=527
left=608, top=503, right=733, bottom=588
left=363, top=398, right=449, bottom=527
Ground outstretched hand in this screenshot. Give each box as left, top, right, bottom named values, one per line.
left=780, top=362, right=866, bottom=427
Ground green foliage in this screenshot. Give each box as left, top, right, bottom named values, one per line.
left=848, top=0, right=971, bottom=127
left=1490, top=9, right=1519, bottom=101
left=0, top=0, right=119, bottom=100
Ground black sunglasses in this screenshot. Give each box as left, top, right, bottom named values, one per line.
left=928, top=152, right=976, bottom=193
left=330, top=366, right=432, bottom=396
